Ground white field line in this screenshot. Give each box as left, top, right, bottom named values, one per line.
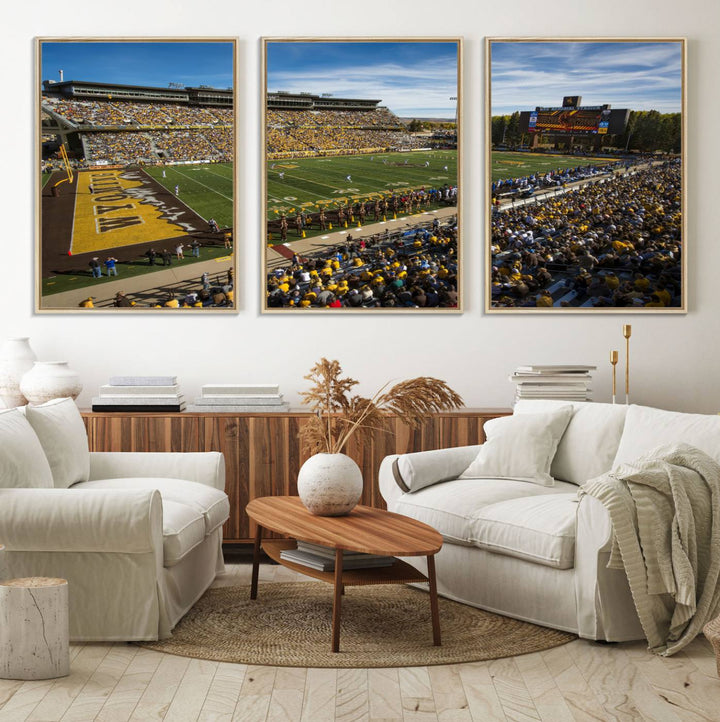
left=202, top=166, right=234, bottom=184
left=171, top=166, right=233, bottom=203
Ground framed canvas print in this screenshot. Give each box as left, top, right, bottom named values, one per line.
left=486, top=38, right=686, bottom=313
left=37, top=38, right=237, bottom=312
left=262, top=38, right=461, bottom=312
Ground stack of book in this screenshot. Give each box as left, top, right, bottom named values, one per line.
left=189, top=384, right=289, bottom=413
left=92, top=376, right=184, bottom=412
left=510, top=365, right=596, bottom=403
left=280, top=541, right=395, bottom=572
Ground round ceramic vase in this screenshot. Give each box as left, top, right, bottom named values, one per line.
left=0, top=337, right=37, bottom=407
left=297, top=453, right=363, bottom=516
left=20, top=362, right=83, bottom=406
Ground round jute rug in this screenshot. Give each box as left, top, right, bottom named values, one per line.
left=139, top=583, right=576, bottom=668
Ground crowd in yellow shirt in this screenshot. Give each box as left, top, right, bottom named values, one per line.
left=490, top=161, right=682, bottom=309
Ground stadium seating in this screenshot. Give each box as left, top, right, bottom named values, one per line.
left=266, top=108, right=424, bottom=157
left=41, top=95, right=233, bottom=165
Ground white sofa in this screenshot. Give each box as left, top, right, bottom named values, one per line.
left=0, top=398, right=229, bottom=641
left=379, top=400, right=720, bottom=641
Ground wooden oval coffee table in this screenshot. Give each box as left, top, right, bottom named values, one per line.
left=246, top=496, right=443, bottom=653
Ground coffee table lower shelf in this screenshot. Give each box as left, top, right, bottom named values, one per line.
left=263, top=539, right=430, bottom=586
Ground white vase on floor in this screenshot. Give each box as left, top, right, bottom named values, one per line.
left=20, top=362, right=82, bottom=406
left=0, top=338, right=37, bottom=408
left=297, top=453, right=363, bottom=516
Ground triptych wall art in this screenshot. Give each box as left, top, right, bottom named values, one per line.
left=35, top=36, right=685, bottom=314
left=37, top=38, right=237, bottom=313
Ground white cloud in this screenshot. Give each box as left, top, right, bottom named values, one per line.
left=269, top=62, right=458, bottom=117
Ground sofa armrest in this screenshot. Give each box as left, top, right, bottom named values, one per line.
left=379, top=444, right=483, bottom=505
left=574, top=493, right=643, bottom=640
left=89, top=452, right=225, bottom=491
left=0, top=488, right=163, bottom=553
left=379, top=455, right=404, bottom=509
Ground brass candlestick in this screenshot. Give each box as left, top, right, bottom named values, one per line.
left=623, top=324, right=632, bottom=404
left=610, top=350, right=619, bottom=405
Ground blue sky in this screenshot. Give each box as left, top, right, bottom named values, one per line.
left=267, top=41, right=459, bottom=118
left=491, top=41, right=683, bottom=115
left=41, top=41, right=234, bottom=89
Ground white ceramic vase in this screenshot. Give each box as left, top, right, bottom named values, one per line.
left=20, top=362, right=83, bottom=406
left=0, top=337, right=37, bottom=408
left=297, top=453, right=363, bottom=516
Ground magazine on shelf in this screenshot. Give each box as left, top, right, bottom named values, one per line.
left=188, top=403, right=290, bottom=413
left=280, top=547, right=395, bottom=571
left=510, top=375, right=591, bottom=384
left=92, top=396, right=184, bottom=405
left=296, top=540, right=392, bottom=562
left=201, top=384, right=280, bottom=396
left=108, top=376, right=178, bottom=386
left=92, top=404, right=186, bottom=412
left=99, top=384, right=181, bottom=396
left=514, top=365, right=596, bottom=374
left=194, top=395, right=285, bottom=405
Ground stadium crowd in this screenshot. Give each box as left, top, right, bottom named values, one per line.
left=78, top=268, right=235, bottom=309
left=78, top=127, right=233, bottom=165
left=267, top=108, right=424, bottom=156
left=491, top=161, right=636, bottom=200
left=490, top=160, right=682, bottom=308
left=266, top=218, right=458, bottom=309
left=43, top=96, right=231, bottom=127
left=267, top=185, right=458, bottom=239
left=42, top=96, right=234, bottom=165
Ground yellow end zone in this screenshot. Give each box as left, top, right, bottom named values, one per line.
left=71, top=170, right=186, bottom=254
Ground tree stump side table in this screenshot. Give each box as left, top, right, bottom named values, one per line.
left=0, top=577, right=70, bottom=680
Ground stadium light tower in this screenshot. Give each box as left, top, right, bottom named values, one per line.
left=450, top=96, right=458, bottom=128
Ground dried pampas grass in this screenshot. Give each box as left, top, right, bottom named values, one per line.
left=299, top=358, right=463, bottom=454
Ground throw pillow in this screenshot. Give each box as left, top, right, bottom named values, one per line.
left=513, top=400, right=628, bottom=484
left=459, top=406, right=573, bottom=486
left=0, top=408, right=54, bottom=488
left=25, top=398, right=90, bottom=489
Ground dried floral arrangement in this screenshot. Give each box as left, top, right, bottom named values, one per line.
left=299, top=358, right=463, bottom=454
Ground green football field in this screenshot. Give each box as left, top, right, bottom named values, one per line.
left=145, top=162, right=234, bottom=228
left=491, top=151, right=620, bottom=183
left=266, top=150, right=458, bottom=220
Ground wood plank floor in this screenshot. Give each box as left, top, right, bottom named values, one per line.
left=1, top=562, right=718, bottom=722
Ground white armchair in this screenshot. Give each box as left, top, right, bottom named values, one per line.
left=0, top=400, right=229, bottom=641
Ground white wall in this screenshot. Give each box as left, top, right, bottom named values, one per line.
left=3, top=0, right=719, bottom=413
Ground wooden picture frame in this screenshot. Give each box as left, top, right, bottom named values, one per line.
left=36, top=37, right=238, bottom=312
left=486, top=38, right=686, bottom=313
left=262, top=37, right=462, bottom=312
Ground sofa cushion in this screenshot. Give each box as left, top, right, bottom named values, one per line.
left=392, top=477, right=578, bottom=554
left=471, top=494, right=578, bottom=569
left=0, top=408, right=54, bottom=488
left=25, top=398, right=90, bottom=489
left=514, top=400, right=627, bottom=485
left=613, top=404, right=720, bottom=468
left=162, top=500, right=207, bottom=567
left=393, top=445, right=483, bottom=493
left=73, top=477, right=229, bottom=535
left=460, top=407, right=572, bottom=486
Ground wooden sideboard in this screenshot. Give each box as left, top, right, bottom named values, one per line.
left=81, top=408, right=510, bottom=543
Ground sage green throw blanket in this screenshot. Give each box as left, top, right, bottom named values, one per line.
left=580, top=443, right=720, bottom=656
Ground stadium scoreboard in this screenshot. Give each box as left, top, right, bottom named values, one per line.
left=520, top=98, right=629, bottom=136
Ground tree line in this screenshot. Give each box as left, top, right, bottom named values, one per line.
left=491, top=110, right=681, bottom=153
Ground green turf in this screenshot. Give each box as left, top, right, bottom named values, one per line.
left=491, top=151, right=620, bottom=183
left=145, top=163, right=234, bottom=228
left=41, top=245, right=232, bottom=297
left=266, top=150, right=457, bottom=220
